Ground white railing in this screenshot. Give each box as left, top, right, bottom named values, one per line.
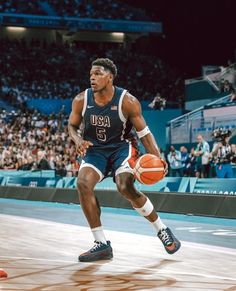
left=167, top=93, right=233, bottom=144
left=185, top=62, right=236, bottom=90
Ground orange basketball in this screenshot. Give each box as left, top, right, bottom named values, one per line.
left=134, top=154, right=165, bottom=185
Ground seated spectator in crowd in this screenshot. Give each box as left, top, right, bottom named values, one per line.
left=167, top=146, right=184, bottom=177
left=194, top=134, right=210, bottom=178
left=33, top=150, right=52, bottom=170
left=220, top=79, right=236, bottom=102
left=55, top=159, right=67, bottom=177
left=17, top=156, right=36, bottom=171
left=220, top=80, right=235, bottom=94
left=148, top=93, right=166, bottom=110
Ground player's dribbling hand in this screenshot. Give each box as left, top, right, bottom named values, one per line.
left=76, top=140, right=93, bottom=157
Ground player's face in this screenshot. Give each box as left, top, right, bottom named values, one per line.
left=90, top=66, right=112, bottom=92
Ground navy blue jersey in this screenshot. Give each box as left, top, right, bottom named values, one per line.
left=81, top=86, right=135, bottom=148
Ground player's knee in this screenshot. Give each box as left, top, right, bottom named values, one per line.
left=116, top=181, right=129, bottom=195
left=77, top=177, right=92, bottom=194
left=116, top=176, right=138, bottom=199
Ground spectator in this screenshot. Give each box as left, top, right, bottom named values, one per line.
left=33, top=150, right=51, bottom=170
left=148, top=93, right=166, bottom=110
left=220, top=80, right=235, bottom=94
left=55, top=159, right=67, bottom=177
left=194, top=134, right=210, bottom=178
left=211, top=129, right=233, bottom=178
left=17, top=156, right=36, bottom=171
left=167, top=146, right=184, bottom=177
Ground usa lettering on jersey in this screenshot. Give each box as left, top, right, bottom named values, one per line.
left=90, top=115, right=111, bottom=128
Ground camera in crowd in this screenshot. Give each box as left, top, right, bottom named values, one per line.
left=211, top=127, right=235, bottom=165
left=212, top=127, right=232, bottom=142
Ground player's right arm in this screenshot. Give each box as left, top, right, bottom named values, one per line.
left=68, top=92, right=93, bottom=157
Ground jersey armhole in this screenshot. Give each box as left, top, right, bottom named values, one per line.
left=82, top=89, right=88, bottom=117
left=118, top=89, right=127, bottom=122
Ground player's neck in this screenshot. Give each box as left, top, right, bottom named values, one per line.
left=94, top=86, right=115, bottom=105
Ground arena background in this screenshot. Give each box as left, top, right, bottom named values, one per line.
left=0, top=0, right=236, bottom=289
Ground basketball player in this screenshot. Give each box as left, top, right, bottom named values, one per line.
left=68, top=58, right=181, bottom=262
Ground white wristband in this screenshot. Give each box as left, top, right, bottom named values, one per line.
left=136, top=126, right=151, bottom=139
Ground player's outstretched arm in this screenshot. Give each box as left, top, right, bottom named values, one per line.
left=68, top=92, right=93, bottom=157
left=123, top=93, right=161, bottom=157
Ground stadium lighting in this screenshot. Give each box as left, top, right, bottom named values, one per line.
left=111, top=32, right=124, bottom=38
left=6, top=26, right=26, bottom=32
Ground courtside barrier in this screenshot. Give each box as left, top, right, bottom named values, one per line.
left=0, top=185, right=236, bottom=218
left=1, top=171, right=236, bottom=218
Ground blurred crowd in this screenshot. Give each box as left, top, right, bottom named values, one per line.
left=0, top=0, right=152, bottom=21
left=47, top=0, right=151, bottom=20
left=1, top=107, right=235, bottom=179
left=0, top=38, right=184, bottom=109
left=165, top=134, right=236, bottom=179
left=0, top=109, right=80, bottom=176
left=0, top=0, right=46, bottom=15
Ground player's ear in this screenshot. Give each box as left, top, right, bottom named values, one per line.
left=109, top=73, right=113, bottom=82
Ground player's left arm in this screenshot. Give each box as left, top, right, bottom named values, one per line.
left=123, top=93, right=161, bottom=158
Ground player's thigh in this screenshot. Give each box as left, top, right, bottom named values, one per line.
left=79, top=149, right=108, bottom=182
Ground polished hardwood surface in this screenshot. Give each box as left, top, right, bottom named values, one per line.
left=0, top=213, right=236, bottom=291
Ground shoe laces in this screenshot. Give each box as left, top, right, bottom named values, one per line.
left=91, top=241, right=103, bottom=251
left=159, top=229, right=173, bottom=245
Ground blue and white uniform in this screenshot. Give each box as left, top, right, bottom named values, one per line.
left=80, top=86, right=138, bottom=181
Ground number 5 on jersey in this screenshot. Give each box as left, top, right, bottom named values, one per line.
left=96, top=127, right=107, bottom=141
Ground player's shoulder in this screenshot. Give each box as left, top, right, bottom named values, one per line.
left=121, top=91, right=141, bottom=117
left=71, top=90, right=87, bottom=112
left=74, top=90, right=86, bottom=102
left=123, top=91, right=140, bottom=107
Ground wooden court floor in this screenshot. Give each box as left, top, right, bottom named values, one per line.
left=0, top=210, right=236, bottom=291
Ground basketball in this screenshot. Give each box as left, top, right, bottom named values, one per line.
left=134, top=154, right=166, bottom=185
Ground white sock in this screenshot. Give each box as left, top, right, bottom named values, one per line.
left=152, top=216, right=167, bottom=233
left=91, top=226, right=107, bottom=244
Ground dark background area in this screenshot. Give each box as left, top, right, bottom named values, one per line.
left=126, top=0, right=236, bottom=78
